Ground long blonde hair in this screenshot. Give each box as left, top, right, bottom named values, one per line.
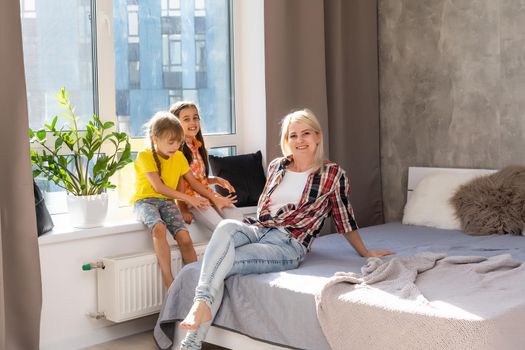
left=145, top=111, right=185, bottom=177
left=280, top=109, right=324, bottom=172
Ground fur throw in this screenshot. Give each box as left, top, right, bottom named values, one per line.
left=450, top=165, right=525, bottom=235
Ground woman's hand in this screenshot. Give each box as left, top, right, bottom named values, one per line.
left=362, top=249, right=394, bottom=258
left=343, top=230, right=394, bottom=258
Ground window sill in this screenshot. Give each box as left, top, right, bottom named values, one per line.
left=38, top=207, right=144, bottom=246
left=38, top=206, right=257, bottom=247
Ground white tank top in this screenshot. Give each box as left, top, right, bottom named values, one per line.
left=269, top=169, right=310, bottom=216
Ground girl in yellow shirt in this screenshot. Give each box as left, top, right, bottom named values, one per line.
left=132, top=112, right=231, bottom=288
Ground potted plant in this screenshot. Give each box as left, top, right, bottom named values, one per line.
left=29, top=88, right=132, bottom=228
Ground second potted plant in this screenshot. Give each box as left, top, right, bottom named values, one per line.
left=29, top=88, right=132, bottom=228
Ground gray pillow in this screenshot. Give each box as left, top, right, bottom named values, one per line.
left=450, top=166, right=525, bottom=235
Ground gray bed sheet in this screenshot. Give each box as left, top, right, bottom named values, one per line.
left=154, top=222, right=525, bottom=350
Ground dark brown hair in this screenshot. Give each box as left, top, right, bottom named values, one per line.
left=169, top=101, right=209, bottom=177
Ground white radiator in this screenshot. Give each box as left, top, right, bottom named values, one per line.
left=96, top=244, right=207, bottom=323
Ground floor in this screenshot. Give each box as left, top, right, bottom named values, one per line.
left=81, top=331, right=229, bottom=350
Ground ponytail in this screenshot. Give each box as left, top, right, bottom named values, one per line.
left=150, top=135, right=162, bottom=178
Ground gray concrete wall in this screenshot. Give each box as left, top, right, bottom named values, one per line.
left=379, top=0, right=525, bottom=221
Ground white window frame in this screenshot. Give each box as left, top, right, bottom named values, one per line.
left=230, top=0, right=266, bottom=159
left=95, top=0, right=266, bottom=158
left=33, top=0, right=267, bottom=212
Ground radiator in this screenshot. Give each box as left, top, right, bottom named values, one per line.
left=96, top=244, right=207, bottom=323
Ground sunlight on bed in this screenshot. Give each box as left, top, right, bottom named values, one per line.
left=268, top=272, right=329, bottom=294
left=338, top=287, right=485, bottom=321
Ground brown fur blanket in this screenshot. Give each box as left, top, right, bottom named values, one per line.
left=450, top=165, right=525, bottom=235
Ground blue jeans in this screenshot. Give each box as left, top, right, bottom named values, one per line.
left=181, top=219, right=307, bottom=350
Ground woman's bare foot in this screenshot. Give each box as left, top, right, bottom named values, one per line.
left=179, top=301, right=212, bottom=330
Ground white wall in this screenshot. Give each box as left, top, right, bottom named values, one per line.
left=39, top=228, right=156, bottom=350
left=39, top=216, right=216, bottom=350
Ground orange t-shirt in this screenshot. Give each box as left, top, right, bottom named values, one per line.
left=182, top=138, right=210, bottom=198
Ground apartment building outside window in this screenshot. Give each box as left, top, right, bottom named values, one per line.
left=21, top=0, right=235, bottom=212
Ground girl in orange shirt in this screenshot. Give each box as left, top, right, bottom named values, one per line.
left=170, top=102, right=244, bottom=231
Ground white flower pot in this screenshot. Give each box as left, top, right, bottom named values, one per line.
left=67, top=193, right=109, bottom=228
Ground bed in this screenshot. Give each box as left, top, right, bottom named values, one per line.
left=154, top=167, right=525, bottom=350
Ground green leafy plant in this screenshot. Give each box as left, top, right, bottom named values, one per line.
left=29, top=88, right=132, bottom=196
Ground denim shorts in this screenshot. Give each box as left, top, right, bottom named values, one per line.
left=134, top=198, right=187, bottom=237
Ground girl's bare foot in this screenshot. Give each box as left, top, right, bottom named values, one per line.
left=179, top=301, right=212, bottom=330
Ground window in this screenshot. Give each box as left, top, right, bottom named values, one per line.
left=21, top=0, right=236, bottom=211
left=161, top=0, right=180, bottom=17
left=113, top=0, right=233, bottom=138
left=21, top=0, right=36, bottom=18
left=21, top=0, right=95, bottom=133
left=209, top=146, right=236, bottom=157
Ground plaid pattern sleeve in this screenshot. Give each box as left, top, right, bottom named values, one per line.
left=329, top=168, right=359, bottom=234
left=246, top=157, right=359, bottom=252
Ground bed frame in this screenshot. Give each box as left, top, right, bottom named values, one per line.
left=172, top=166, right=497, bottom=350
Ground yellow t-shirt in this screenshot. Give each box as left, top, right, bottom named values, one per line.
left=131, top=148, right=190, bottom=203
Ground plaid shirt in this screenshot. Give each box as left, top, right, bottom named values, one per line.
left=245, top=156, right=358, bottom=252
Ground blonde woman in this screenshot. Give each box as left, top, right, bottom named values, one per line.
left=177, top=109, right=393, bottom=349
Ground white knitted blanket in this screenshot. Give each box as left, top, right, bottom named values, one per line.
left=315, top=253, right=525, bottom=350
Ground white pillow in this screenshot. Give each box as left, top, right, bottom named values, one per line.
left=402, top=172, right=480, bottom=230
